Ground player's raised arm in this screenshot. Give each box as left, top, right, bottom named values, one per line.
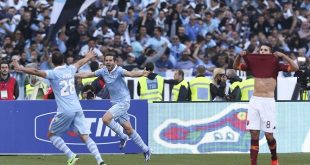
left=274, top=51, right=299, bottom=71
left=73, top=49, right=95, bottom=70
left=233, top=51, right=247, bottom=70
left=13, top=60, right=47, bottom=78
left=123, top=69, right=150, bottom=77
left=75, top=71, right=96, bottom=78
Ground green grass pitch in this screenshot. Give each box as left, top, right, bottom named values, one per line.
left=0, top=153, right=309, bottom=165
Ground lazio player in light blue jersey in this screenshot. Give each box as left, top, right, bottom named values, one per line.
left=77, top=53, right=152, bottom=161
left=13, top=50, right=106, bottom=165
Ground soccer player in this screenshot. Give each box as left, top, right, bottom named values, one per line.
left=77, top=53, right=152, bottom=161
left=13, top=50, right=106, bottom=165
left=233, top=43, right=299, bottom=165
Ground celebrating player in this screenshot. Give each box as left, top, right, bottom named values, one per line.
left=233, top=43, right=299, bottom=165
left=77, top=53, right=152, bottom=161
left=13, top=50, right=106, bottom=165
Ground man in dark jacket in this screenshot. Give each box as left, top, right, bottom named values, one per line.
left=226, top=69, right=243, bottom=101
left=164, top=69, right=188, bottom=101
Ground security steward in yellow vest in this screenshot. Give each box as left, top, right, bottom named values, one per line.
left=164, top=69, right=188, bottom=101
left=188, top=65, right=212, bottom=101
left=137, top=62, right=164, bottom=103
left=226, top=69, right=242, bottom=101
left=300, top=90, right=309, bottom=100
left=239, top=76, right=254, bottom=101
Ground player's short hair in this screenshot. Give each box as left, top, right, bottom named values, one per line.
left=51, top=51, right=64, bottom=66
left=145, top=62, right=154, bottom=72
left=259, top=43, right=273, bottom=53
left=105, top=53, right=116, bottom=61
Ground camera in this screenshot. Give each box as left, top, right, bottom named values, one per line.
left=86, top=91, right=95, bottom=99
left=294, top=57, right=310, bottom=90
left=82, top=85, right=96, bottom=100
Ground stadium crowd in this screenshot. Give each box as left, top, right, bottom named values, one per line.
left=0, top=0, right=309, bottom=101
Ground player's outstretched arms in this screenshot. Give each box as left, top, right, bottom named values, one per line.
left=74, top=49, right=95, bottom=70
left=75, top=72, right=96, bottom=78
left=124, top=69, right=150, bottom=77
left=13, top=60, right=47, bottom=78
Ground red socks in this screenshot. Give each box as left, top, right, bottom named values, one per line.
left=267, top=138, right=277, bottom=160
left=250, top=139, right=259, bottom=165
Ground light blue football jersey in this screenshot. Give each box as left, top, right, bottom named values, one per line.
left=45, top=65, right=82, bottom=113
left=95, top=66, right=130, bottom=103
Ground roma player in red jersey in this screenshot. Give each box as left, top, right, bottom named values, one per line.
left=233, top=43, right=299, bottom=165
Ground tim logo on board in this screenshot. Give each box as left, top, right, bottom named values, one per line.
left=34, top=110, right=137, bottom=145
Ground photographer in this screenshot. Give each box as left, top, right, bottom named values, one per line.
left=210, top=68, right=230, bottom=101
left=226, top=69, right=242, bottom=101
left=81, top=85, right=100, bottom=100
left=293, top=57, right=310, bottom=100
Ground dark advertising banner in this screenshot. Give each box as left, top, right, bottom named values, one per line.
left=0, top=100, right=148, bottom=154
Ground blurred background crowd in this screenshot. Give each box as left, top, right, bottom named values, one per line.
left=0, top=0, right=309, bottom=101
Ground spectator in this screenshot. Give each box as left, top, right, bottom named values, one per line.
left=298, top=21, right=310, bottom=41
left=165, top=11, right=182, bottom=39
left=155, top=48, right=173, bottom=72
left=92, top=22, right=115, bottom=43
left=137, top=25, right=150, bottom=47
left=177, top=26, right=191, bottom=48
left=123, top=53, right=139, bottom=71
left=169, top=35, right=186, bottom=65
left=213, top=53, right=230, bottom=69
left=66, top=23, right=88, bottom=50
left=136, top=43, right=167, bottom=69
left=79, top=38, right=103, bottom=57
left=155, top=10, right=166, bottom=33
left=10, top=55, right=25, bottom=99
left=135, top=8, right=156, bottom=36
left=131, top=34, right=144, bottom=57
left=0, top=61, right=19, bottom=100
left=13, top=30, right=25, bottom=52
left=175, top=50, right=195, bottom=70
left=185, top=15, right=199, bottom=42
left=16, top=11, right=34, bottom=40
left=192, top=43, right=215, bottom=76
left=145, top=26, right=170, bottom=51
left=106, top=33, right=124, bottom=58
left=0, top=0, right=308, bottom=102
